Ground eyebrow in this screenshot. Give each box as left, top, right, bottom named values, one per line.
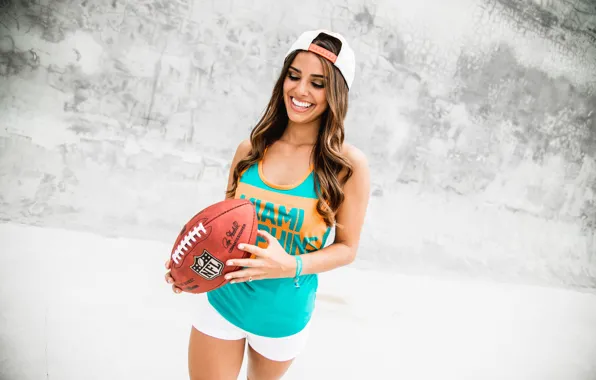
left=289, top=66, right=325, bottom=79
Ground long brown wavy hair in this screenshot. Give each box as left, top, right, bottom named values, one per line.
left=226, top=33, right=353, bottom=227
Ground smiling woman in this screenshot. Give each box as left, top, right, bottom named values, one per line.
left=164, top=29, right=370, bottom=380
left=285, top=62, right=327, bottom=116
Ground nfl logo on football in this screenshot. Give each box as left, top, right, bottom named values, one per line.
left=191, top=250, right=224, bottom=280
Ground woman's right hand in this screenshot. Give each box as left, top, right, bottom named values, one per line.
left=164, top=259, right=182, bottom=294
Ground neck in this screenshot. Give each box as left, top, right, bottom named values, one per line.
left=281, top=119, right=320, bottom=146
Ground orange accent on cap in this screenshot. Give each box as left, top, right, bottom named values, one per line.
left=307, top=44, right=337, bottom=63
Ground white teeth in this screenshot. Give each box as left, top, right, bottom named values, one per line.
left=291, top=97, right=312, bottom=108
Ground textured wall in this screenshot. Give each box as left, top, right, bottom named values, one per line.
left=1, top=0, right=595, bottom=288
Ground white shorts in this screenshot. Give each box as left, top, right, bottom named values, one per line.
left=191, top=294, right=310, bottom=362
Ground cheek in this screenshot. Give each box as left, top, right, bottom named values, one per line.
left=315, top=90, right=327, bottom=106
left=316, top=93, right=328, bottom=112
left=282, top=81, right=292, bottom=105
left=282, top=77, right=294, bottom=93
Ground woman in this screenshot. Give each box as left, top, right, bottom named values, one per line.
left=165, top=29, right=370, bottom=380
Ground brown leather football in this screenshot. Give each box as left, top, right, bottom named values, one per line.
left=169, top=198, right=258, bottom=294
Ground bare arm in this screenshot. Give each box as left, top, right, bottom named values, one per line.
left=299, top=144, right=371, bottom=275
left=225, top=139, right=252, bottom=200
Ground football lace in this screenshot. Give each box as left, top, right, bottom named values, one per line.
left=171, top=223, right=207, bottom=264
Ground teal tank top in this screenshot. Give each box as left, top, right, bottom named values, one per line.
left=207, top=159, right=331, bottom=338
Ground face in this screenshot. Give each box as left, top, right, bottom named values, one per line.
left=282, top=51, right=329, bottom=125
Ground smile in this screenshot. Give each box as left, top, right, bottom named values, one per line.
left=290, top=97, right=313, bottom=113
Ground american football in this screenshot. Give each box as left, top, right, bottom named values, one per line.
left=169, top=198, right=258, bottom=294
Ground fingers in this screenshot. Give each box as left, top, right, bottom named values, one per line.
left=166, top=274, right=182, bottom=294
left=238, top=242, right=268, bottom=258
left=256, top=229, right=274, bottom=243
left=229, top=275, right=263, bottom=284
left=165, top=259, right=182, bottom=294
left=225, top=268, right=265, bottom=284
left=226, top=258, right=267, bottom=268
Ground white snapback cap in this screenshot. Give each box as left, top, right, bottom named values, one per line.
left=285, top=29, right=356, bottom=90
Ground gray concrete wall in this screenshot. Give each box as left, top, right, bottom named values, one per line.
left=0, top=0, right=595, bottom=289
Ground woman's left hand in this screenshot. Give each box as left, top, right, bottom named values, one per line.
left=224, top=230, right=297, bottom=284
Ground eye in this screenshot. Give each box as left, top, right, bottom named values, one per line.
left=287, top=72, right=325, bottom=89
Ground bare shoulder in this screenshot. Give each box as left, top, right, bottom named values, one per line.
left=341, top=142, right=369, bottom=171
left=236, top=138, right=252, bottom=157
left=336, top=142, right=369, bottom=188
left=229, top=138, right=252, bottom=165
left=225, top=139, right=253, bottom=199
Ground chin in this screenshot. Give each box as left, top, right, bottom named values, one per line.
left=288, top=113, right=316, bottom=125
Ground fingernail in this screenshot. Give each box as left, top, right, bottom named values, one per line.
left=238, top=244, right=244, bottom=250
left=225, top=275, right=231, bottom=280
left=230, top=280, right=236, bottom=284
left=167, top=279, right=173, bottom=284
left=227, top=260, right=233, bottom=265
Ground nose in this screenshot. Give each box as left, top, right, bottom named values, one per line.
left=296, top=78, right=309, bottom=97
